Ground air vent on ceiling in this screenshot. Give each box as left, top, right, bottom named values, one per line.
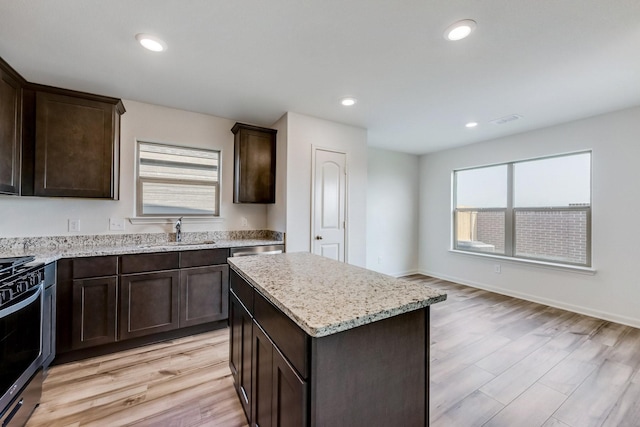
left=489, top=114, right=522, bottom=125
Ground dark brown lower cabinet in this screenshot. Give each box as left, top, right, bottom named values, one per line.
left=230, top=271, right=308, bottom=427
left=57, top=250, right=232, bottom=362
left=252, top=321, right=306, bottom=427
left=230, top=292, right=253, bottom=420
left=71, top=276, right=118, bottom=349
left=119, top=271, right=180, bottom=340
left=252, top=321, right=273, bottom=427
left=179, top=265, right=229, bottom=327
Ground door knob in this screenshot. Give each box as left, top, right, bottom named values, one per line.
left=315, top=235, right=323, bottom=240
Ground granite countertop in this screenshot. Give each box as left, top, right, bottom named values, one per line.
left=228, top=252, right=447, bottom=338
left=27, top=239, right=284, bottom=264
left=0, top=232, right=283, bottom=265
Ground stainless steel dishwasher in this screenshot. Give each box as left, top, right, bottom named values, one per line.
left=229, top=244, right=285, bottom=257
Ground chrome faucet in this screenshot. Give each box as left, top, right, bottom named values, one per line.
left=175, top=217, right=183, bottom=242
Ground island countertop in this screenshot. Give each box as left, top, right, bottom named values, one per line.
left=227, top=252, right=447, bottom=338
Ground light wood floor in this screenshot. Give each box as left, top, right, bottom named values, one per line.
left=27, top=328, right=247, bottom=427
left=27, top=275, right=640, bottom=426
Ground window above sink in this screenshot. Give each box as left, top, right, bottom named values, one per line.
left=136, top=141, right=220, bottom=217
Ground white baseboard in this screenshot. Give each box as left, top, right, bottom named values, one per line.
left=392, top=269, right=419, bottom=278
left=420, top=269, right=640, bottom=330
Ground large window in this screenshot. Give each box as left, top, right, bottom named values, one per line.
left=137, top=141, right=220, bottom=216
left=453, top=152, right=591, bottom=266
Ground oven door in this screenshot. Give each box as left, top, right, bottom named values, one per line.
left=0, top=284, right=43, bottom=420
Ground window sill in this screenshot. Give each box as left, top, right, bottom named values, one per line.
left=128, top=217, right=225, bottom=225
left=449, top=249, right=596, bottom=275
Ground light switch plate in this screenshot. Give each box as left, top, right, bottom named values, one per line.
left=109, top=218, right=125, bottom=231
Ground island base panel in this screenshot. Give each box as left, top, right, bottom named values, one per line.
left=310, top=307, right=428, bottom=427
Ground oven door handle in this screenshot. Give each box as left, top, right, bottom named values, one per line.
left=0, top=285, right=42, bottom=318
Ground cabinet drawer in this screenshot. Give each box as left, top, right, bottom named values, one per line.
left=72, top=256, right=118, bottom=279
left=180, top=248, right=229, bottom=268
left=121, top=252, right=179, bottom=274
left=253, top=290, right=309, bottom=379
left=230, top=270, right=254, bottom=315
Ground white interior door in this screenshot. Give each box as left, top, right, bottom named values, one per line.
left=312, top=148, right=347, bottom=261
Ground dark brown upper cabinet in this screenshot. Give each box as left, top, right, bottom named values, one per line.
left=232, top=122, right=277, bottom=204
left=0, top=57, right=25, bottom=195
left=26, top=86, right=125, bottom=199
left=0, top=55, right=125, bottom=199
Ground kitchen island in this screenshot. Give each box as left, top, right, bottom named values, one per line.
left=227, top=252, right=447, bottom=427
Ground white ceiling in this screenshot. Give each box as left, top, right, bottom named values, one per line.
left=1, top=0, right=639, bottom=155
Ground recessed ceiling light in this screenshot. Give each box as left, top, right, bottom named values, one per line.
left=444, top=19, right=477, bottom=41
left=135, top=33, right=167, bottom=52
left=465, top=121, right=478, bottom=128
left=340, top=97, right=357, bottom=107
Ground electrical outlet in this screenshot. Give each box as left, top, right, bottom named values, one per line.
left=109, top=218, right=125, bottom=231
left=377, top=256, right=383, bottom=265
left=241, top=217, right=248, bottom=227
left=68, top=219, right=80, bottom=232
left=494, top=264, right=501, bottom=274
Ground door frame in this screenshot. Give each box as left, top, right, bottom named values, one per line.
left=310, top=145, right=349, bottom=263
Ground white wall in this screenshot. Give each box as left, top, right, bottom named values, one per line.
left=266, top=113, right=288, bottom=234
left=419, top=106, right=640, bottom=327
left=0, top=99, right=268, bottom=237
left=366, top=147, right=419, bottom=276
left=284, top=112, right=368, bottom=267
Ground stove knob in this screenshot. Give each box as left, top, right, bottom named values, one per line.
left=0, top=288, right=12, bottom=304
left=14, top=280, right=27, bottom=293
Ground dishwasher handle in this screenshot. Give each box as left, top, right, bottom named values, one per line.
left=232, top=249, right=283, bottom=257
left=229, top=245, right=285, bottom=257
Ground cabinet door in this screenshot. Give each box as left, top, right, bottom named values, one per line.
left=230, top=292, right=253, bottom=422
left=251, top=322, right=273, bottom=427
left=120, top=271, right=179, bottom=340
left=179, top=265, right=229, bottom=327
left=232, top=123, right=277, bottom=203
left=72, top=277, right=117, bottom=349
left=271, top=345, right=307, bottom=427
left=34, top=91, right=118, bottom=198
left=0, top=61, right=22, bottom=195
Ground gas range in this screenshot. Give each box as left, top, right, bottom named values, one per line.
left=0, top=255, right=46, bottom=426
left=0, top=256, right=44, bottom=308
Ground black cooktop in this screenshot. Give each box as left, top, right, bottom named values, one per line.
left=0, top=256, right=43, bottom=307
left=0, top=256, right=35, bottom=278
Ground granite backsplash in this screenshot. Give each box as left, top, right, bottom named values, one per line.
left=0, top=230, right=284, bottom=253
